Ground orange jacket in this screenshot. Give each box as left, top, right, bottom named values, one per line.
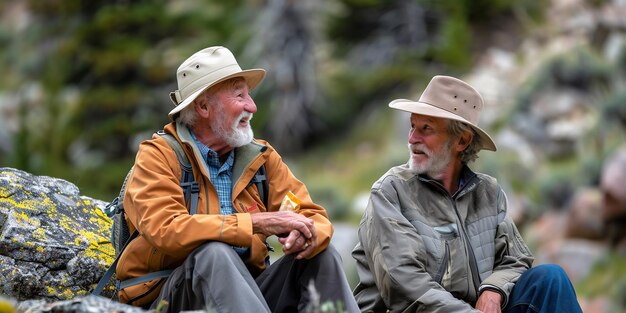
left=117, top=122, right=333, bottom=306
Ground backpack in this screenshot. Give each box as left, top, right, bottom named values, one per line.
left=92, top=131, right=268, bottom=297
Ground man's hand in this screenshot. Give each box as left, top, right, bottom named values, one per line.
left=251, top=211, right=317, bottom=259
left=475, top=289, right=502, bottom=313
left=277, top=229, right=317, bottom=259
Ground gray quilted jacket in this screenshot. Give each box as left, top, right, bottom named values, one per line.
left=352, top=164, right=533, bottom=312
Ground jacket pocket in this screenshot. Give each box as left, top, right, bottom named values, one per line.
left=433, top=223, right=460, bottom=289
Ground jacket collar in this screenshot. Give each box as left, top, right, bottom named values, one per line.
left=418, top=165, right=478, bottom=198
left=232, top=141, right=267, bottom=182
left=173, top=120, right=267, bottom=184
left=175, top=121, right=210, bottom=178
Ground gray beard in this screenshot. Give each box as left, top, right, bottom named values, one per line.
left=219, top=123, right=253, bottom=148
left=408, top=141, right=452, bottom=177
left=213, top=109, right=254, bottom=148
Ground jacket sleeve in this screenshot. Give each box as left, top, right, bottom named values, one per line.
left=478, top=188, right=534, bottom=308
left=361, top=183, right=480, bottom=313
left=262, top=145, right=333, bottom=257
left=124, top=138, right=254, bottom=257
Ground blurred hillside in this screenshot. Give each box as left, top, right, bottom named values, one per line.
left=1, top=0, right=626, bottom=311
left=0, top=0, right=545, bottom=200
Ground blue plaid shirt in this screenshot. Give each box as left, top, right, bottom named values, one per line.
left=191, top=132, right=235, bottom=215
left=190, top=131, right=250, bottom=258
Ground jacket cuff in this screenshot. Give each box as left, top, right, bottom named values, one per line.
left=479, top=284, right=508, bottom=309
left=234, top=213, right=253, bottom=246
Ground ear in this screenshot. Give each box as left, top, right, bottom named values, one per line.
left=455, top=131, right=473, bottom=152
left=194, top=98, right=210, bottom=118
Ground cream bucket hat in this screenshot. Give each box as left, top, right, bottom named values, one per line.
left=168, top=46, right=266, bottom=119
left=389, top=75, right=496, bottom=151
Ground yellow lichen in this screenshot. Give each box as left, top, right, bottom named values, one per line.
left=61, top=288, right=75, bottom=299
left=1, top=173, right=116, bottom=272
left=0, top=297, right=16, bottom=313
left=33, top=228, right=46, bottom=241
left=89, top=214, right=112, bottom=234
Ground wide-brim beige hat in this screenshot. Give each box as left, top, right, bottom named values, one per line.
left=389, top=75, right=497, bottom=151
left=168, top=46, right=266, bottom=119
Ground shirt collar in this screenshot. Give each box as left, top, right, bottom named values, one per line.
left=190, top=130, right=234, bottom=170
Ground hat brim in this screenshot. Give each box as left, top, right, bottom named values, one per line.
left=168, top=68, right=266, bottom=119
left=390, top=99, right=497, bottom=151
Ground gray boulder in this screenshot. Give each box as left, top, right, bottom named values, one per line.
left=0, top=167, right=114, bottom=301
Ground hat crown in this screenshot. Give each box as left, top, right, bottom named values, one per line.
left=418, top=75, right=483, bottom=125
left=175, top=46, right=242, bottom=103
left=388, top=75, right=497, bottom=151
left=167, top=46, right=265, bottom=119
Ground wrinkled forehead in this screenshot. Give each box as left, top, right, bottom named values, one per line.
left=209, top=77, right=248, bottom=95
left=410, top=113, right=449, bottom=126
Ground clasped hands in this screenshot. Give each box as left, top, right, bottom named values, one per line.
left=251, top=211, right=317, bottom=259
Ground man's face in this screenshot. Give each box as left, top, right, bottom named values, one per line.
left=210, top=79, right=256, bottom=148
left=407, top=113, right=454, bottom=176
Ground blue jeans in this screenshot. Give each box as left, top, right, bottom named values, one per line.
left=505, top=264, right=583, bottom=313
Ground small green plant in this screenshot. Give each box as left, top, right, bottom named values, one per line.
left=154, top=300, right=169, bottom=313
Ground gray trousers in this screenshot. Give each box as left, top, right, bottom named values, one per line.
left=150, top=241, right=358, bottom=313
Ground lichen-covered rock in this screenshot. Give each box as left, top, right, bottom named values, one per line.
left=0, top=167, right=114, bottom=301
left=17, top=295, right=148, bottom=313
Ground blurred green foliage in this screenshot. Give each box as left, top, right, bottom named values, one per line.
left=577, top=252, right=626, bottom=311
left=1, top=0, right=258, bottom=200
left=0, top=0, right=542, bottom=202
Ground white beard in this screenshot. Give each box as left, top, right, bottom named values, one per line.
left=213, top=109, right=254, bottom=148
left=408, top=141, right=452, bottom=177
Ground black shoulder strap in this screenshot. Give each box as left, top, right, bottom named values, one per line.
left=158, top=130, right=200, bottom=214
left=256, top=165, right=268, bottom=208
left=248, top=164, right=268, bottom=208
left=92, top=230, right=139, bottom=296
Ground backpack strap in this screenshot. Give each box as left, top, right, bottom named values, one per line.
left=157, top=130, right=200, bottom=215
left=250, top=164, right=268, bottom=209
left=92, top=230, right=139, bottom=296
left=247, top=163, right=271, bottom=266
left=118, top=269, right=174, bottom=289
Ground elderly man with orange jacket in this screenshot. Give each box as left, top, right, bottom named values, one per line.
left=116, top=46, right=358, bottom=313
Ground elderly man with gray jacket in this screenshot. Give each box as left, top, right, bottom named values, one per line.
left=352, top=75, right=582, bottom=313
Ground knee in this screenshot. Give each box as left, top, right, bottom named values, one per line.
left=192, top=241, right=238, bottom=262
left=523, top=264, right=571, bottom=285
left=527, top=264, right=566, bottom=278
left=311, top=244, right=342, bottom=265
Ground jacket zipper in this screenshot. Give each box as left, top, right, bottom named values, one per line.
left=446, top=241, right=451, bottom=277
left=450, top=202, right=481, bottom=297
left=421, top=175, right=482, bottom=294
